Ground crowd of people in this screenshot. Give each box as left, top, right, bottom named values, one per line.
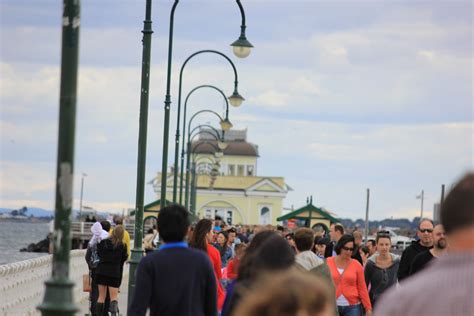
left=84, top=172, right=473, bottom=315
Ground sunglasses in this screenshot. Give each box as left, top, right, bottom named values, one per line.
left=419, top=229, right=433, bottom=233
left=342, top=246, right=354, bottom=252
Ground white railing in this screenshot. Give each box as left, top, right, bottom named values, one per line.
left=0, top=250, right=89, bottom=315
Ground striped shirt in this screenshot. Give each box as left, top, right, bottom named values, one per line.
left=374, top=251, right=474, bottom=316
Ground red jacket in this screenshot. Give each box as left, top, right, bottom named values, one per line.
left=227, top=257, right=240, bottom=280
left=327, top=257, right=372, bottom=311
left=207, top=243, right=225, bottom=310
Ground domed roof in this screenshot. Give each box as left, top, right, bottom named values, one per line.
left=191, top=140, right=259, bottom=157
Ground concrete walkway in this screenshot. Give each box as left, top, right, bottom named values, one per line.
left=79, top=273, right=130, bottom=316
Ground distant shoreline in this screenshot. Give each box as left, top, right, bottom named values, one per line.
left=0, top=217, right=52, bottom=223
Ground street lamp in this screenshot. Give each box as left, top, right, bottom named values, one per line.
left=171, top=50, right=244, bottom=203
left=173, top=83, right=235, bottom=202
left=185, top=133, right=224, bottom=210
left=179, top=110, right=229, bottom=203
left=37, top=1, right=80, bottom=314
left=231, top=0, right=254, bottom=58
left=79, top=173, right=87, bottom=219
left=160, top=0, right=253, bottom=209
left=190, top=155, right=220, bottom=214
left=128, top=0, right=154, bottom=308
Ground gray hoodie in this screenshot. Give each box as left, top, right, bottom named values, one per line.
left=364, top=252, right=400, bottom=306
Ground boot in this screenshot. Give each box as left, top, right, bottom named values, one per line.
left=109, top=300, right=119, bottom=316
left=95, top=303, right=104, bottom=316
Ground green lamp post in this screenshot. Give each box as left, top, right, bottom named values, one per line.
left=182, top=110, right=229, bottom=204
left=37, top=1, right=80, bottom=315
left=171, top=50, right=244, bottom=203
left=185, top=129, right=226, bottom=210
left=127, top=0, right=154, bottom=308
left=189, top=155, right=220, bottom=214
left=175, top=84, right=234, bottom=204
left=159, top=0, right=253, bottom=209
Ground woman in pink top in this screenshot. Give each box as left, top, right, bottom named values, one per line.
left=327, top=234, right=372, bottom=316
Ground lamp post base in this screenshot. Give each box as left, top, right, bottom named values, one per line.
left=37, top=278, right=78, bottom=316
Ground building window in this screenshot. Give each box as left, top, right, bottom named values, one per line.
left=237, top=165, right=245, bottom=176
left=228, top=165, right=235, bottom=176
left=205, top=209, right=212, bottom=219
left=259, top=206, right=271, bottom=225
left=247, top=165, right=254, bottom=176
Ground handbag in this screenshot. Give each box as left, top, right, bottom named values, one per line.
left=83, top=273, right=92, bottom=292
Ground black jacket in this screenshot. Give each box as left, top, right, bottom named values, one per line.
left=96, top=239, right=128, bottom=279
left=409, top=250, right=434, bottom=276
left=129, top=247, right=217, bottom=316
left=397, top=240, right=431, bottom=281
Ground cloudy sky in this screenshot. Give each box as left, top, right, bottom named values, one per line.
left=1, top=0, right=472, bottom=220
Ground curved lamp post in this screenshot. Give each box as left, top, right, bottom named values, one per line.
left=160, top=0, right=253, bottom=209
left=177, top=107, right=232, bottom=203
left=173, top=83, right=235, bottom=202
left=171, top=51, right=244, bottom=203
left=190, top=155, right=220, bottom=214
left=185, top=132, right=224, bottom=210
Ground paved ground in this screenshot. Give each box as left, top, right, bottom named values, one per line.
left=79, top=273, right=130, bottom=316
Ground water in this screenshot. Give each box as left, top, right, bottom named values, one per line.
left=0, top=221, right=51, bottom=265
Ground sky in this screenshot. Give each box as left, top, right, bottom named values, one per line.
left=1, top=0, right=472, bottom=220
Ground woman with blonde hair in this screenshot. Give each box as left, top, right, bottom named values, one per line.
left=96, top=225, right=128, bottom=315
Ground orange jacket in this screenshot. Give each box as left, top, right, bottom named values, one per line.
left=207, top=243, right=225, bottom=310
left=327, top=257, right=372, bottom=311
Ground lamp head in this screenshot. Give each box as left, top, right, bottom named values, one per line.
left=217, top=141, right=228, bottom=151
left=231, top=36, right=253, bottom=58
left=228, top=91, right=245, bottom=107
left=220, top=118, right=233, bottom=132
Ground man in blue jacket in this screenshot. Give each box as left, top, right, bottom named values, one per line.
left=128, top=204, right=217, bottom=316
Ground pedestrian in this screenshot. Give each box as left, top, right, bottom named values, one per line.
left=85, top=221, right=110, bottom=316
left=364, top=231, right=400, bottom=307
left=409, top=223, right=447, bottom=275
left=221, top=231, right=278, bottom=316
left=142, top=228, right=157, bottom=255
left=352, top=230, right=364, bottom=265
left=397, top=218, right=433, bottom=282
left=294, top=228, right=332, bottom=280
left=294, top=228, right=336, bottom=315
left=129, top=204, right=217, bottom=316
left=366, top=240, right=376, bottom=257
left=213, top=231, right=233, bottom=267
left=284, top=232, right=297, bottom=253
left=190, top=219, right=226, bottom=311
left=112, top=216, right=131, bottom=260
left=326, top=223, right=344, bottom=258
left=314, top=236, right=330, bottom=259
left=375, top=173, right=474, bottom=315
left=359, top=246, right=370, bottom=266
left=95, top=225, right=128, bottom=316
left=227, top=243, right=246, bottom=280
left=233, top=269, right=333, bottom=316
left=327, top=234, right=372, bottom=316
left=224, top=232, right=295, bottom=316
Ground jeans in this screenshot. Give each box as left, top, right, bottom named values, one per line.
left=338, top=304, right=362, bottom=316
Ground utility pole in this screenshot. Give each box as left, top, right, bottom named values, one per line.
left=79, top=173, right=87, bottom=219
left=417, top=190, right=424, bottom=219
left=364, top=188, right=370, bottom=242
